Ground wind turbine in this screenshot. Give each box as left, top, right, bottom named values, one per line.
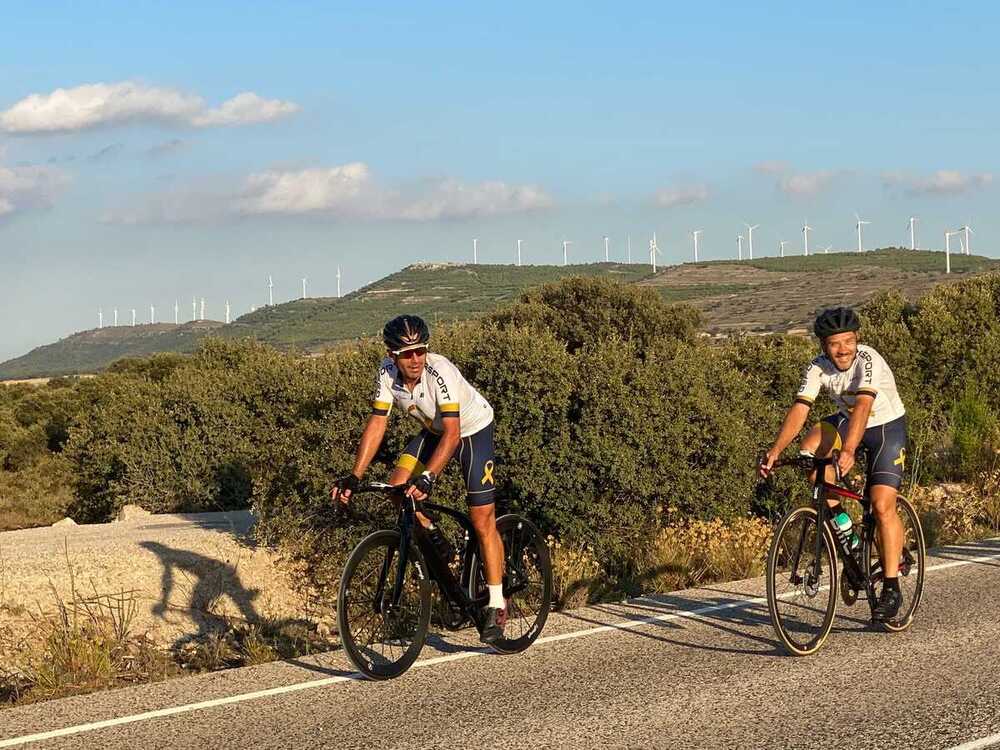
left=150, top=305, right=155, bottom=324
left=945, top=230, right=961, bottom=274
left=174, top=300, right=179, bottom=325
left=113, top=308, right=119, bottom=327
left=649, top=233, right=662, bottom=273
left=473, top=238, right=478, bottom=265
left=959, top=224, right=973, bottom=255
left=268, top=276, right=274, bottom=306
left=563, top=240, right=572, bottom=266
left=98, top=308, right=103, bottom=329
left=744, top=223, right=759, bottom=259
left=627, top=233, right=632, bottom=264
left=337, top=266, right=342, bottom=298
left=737, top=234, right=744, bottom=261
left=516, top=239, right=523, bottom=267
left=907, top=216, right=919, bottom=250
left=604, top=236, right=610, bottom=262
left=855, top=213, right=871, bottom=253
left=691, top=230, right=703, bottom=262
left=200, top=298, right=205, bottom=321
left=192, top=297, right=197, bottom=322
left=822, top=245, right=833, bottom=254
left=302, top=277, right=308, bottom=299
left=225, top=300, right=231, bottom=325
left=802, top=221, right=812, bottom=256
left=131, top=309, right=136, bottom=327
left=779, top=240, right=789, bottom=258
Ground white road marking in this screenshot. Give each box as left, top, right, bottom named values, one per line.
left=2, top=546, right=1000, bottom=748
left=945, top=734, right=1000, bottom=750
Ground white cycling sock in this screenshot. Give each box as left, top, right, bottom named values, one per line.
left=487, top=584, right=505, bottom=609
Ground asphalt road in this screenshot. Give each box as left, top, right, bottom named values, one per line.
left=3, top=538, right=1000, bottom=750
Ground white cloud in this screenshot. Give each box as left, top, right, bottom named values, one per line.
left=105, top=162, right=554, bottom=224
left=652, top=183, right=709, bottom=209
left=0, top=161, right=70, bottom=217
left=882, top=169, right=994, bottom=196
left=778, top=170, right=840, bottom=196
left=1, top=82, right=298, bottom=134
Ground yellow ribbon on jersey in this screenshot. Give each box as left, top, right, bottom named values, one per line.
left=894, top=449, right=906, bottom=469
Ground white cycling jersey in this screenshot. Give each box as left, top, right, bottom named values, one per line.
left=795, top=344, right=906, bottom=427
left=372, top=352, right=494, bottom=438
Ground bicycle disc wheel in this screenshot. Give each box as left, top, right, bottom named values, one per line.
left=863, top=494, right=926, bottom=632
left=337, top=529, right=432, bottom=680
left=767, top=506, right=838, bottom=656
left=470, top=514, right=552, bottom=654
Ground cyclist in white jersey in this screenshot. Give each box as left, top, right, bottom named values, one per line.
left=330, top=315, right=507, bottom=642
left=760, top=307, right=908, bottom=621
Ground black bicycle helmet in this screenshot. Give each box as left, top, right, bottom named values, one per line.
left=813, top=307, right=861, bottom=339
left=383, top=314, right=430, bottom=352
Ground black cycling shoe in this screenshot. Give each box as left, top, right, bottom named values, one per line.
left=872, top=587, right=903, bottom=622
left=480, top=607, right=507, bottom=644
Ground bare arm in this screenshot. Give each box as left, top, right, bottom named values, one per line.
left=837, top=394, right=874, bottom=475
left=331, top=414, right=388, bottom=502
left=760, top=402, right=811, bottom=475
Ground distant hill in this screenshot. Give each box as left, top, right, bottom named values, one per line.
left=0, top=321, right=224, bottom=380
left=2, top=250, right=997, bottom=379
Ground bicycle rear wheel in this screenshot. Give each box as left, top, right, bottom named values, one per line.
left=863, top=494, right=926, bottom=632
left=470, top=514, right=552, bottom=654
left=337, top=529, right=432, bottom=680
left=767, top=506, right=838, bottom=656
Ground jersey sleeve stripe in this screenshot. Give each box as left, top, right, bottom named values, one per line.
left=794, top=396, right=815, bottom=406
left=372, top=400, right=392, bottom=416
left=440, top=403, right=460, bottom=413
left=855, top=387, right=878, bottom=397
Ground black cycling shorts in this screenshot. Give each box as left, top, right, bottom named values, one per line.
left=820, top=413, right=907, bottom=491
left=396, top=421, right=497, bottom=506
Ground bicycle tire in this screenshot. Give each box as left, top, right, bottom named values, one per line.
left=767, top=506, right=839, bottom=656
left=469, top=514, right=552, bottom=654
left=863, top=494, right=926, bottom=632
left=337, top=529, right=432, bottom=680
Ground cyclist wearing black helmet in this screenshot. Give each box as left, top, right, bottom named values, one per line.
left=330, top=314, right=507, bottom=642
left=760, top=307, right=908, bottom=621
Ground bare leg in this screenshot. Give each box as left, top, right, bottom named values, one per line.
left=469, top=504, right=504, bottom=586
left=870, top=485, right=903, bottom=578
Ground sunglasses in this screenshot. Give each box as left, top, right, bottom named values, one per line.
left=393, top=347, right=428, bottom=359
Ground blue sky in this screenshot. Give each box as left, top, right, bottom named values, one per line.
left=1, top=1, right=997, bottom=361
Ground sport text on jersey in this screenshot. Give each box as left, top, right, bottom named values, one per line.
left=424, top=363, right=452, bottom=399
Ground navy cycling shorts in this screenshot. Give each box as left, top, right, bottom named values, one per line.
left=396, top=421, right=497, bottom=506
left=820, top=413, right=907, bottom=491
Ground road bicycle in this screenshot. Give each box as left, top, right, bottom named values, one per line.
left=336, top=482, right=552, bottom=679
left=763, top=452, right=926, bottom=656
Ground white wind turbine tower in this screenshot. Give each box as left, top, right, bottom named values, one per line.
left=98, top=308, right=104, bottom=330
left=944, top=229, right=961, bottom=274
left=337, top=266, right=342, bottom=298
left=192, top=297, right=197, bottom=322
left=131, top=308, right=136, bottom=327
left=802, top=221, right=812, bottom=256
left=744, top=223, right=759, bottom=259
left=649, top=233, right=662, bottom=273
left=200, top=298, right=205, bottom=321
left=960, top=224, right=973, bottom=255
left=627, top=233, right=632, bottom=264
left=267, top=276, right=274, bottom=306
left=113, top=308, right=119, bottom=327
left=516, top=239, right=523, bottom=267
left=150, top=305, right=155, bottom=324
left=855, top=213, right=871, bottom=253
left=907, top=216, right=919, bottom=250
left=562, top=240, right=572, bottom=266
left=302, top=277, right=308, bottom=299
left=174, top=300, right=179, bottom=325
left=779, top=240, right=789, bottom=258
left=822, top=245, right=833, bottom=254
left=690, top=230, right=703, bottom=262
left=225, top=300, right=231, bottom=325
left=604, top=236, right=610, bottom=262
left=473, top=238, right=478, bottom=264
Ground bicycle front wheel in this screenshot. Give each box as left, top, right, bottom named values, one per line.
left=863, top=494, right=926, bottom=632
left=767, top=506, right=838, bottom=656
left=470, top=514, right=552, bottom=654
left=337, top=529, right=432, bottom=680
